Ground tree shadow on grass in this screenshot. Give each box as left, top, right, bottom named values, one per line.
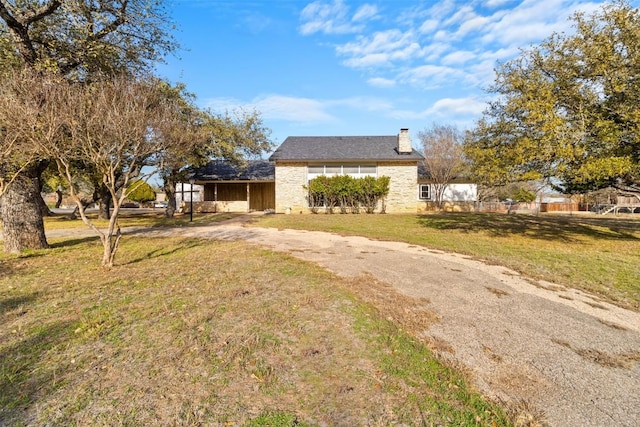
left=417, top=213, right=640, bottom=243
left=0, top=293, right=39, bottom=317
left=49, top=236, right=100, bottom=249
left=0, top=319, right=75, bottom=425
left=120, top=238, right=204, bottom=266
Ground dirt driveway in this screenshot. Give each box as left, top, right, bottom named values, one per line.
left=48, top=219, right=640, bottom=426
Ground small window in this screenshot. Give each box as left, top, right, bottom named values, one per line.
left=325, top=165, right=341, bottom=174
left=419, top=184, right=430, bottom=200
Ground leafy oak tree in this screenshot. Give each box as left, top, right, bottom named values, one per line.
left=464, top=1, right=640, bottom=196
left=0, top=0, right=176, bottom=253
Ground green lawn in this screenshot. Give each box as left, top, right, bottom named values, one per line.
left=255, top=212, right=640, bottom=310
left=0, top=236, right=511, bottom=426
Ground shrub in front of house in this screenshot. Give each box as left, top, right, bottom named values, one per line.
left=306, top=175, right=390, bottom=214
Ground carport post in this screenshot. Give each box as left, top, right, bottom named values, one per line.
left=189, top=177, right=195, bottom=222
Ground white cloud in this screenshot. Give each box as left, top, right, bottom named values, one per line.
left=420, top=42, right=451, bottom=61
left=418, top=18, right=440, bottom=34
left=204, top=95, right=335, bottom=123
left=203, top=94, right=394, bottom=124
left=337, top=29, right=415, bottom=56
left=336, top=29, right=420, bottom=68
left=299, top=0, right=379, bottom=35
left=353, top=4, right=379, bottom=22
left=441, top=50, right=476, bottom=65
left=479, top=0, right=598, bottom=46
left=484, top=0, right=512, bottom=7
left=388, top=96, right=487, bottom=122
left=399, top=65, right=468, bottom=88
left=367, top=77, right=397, bottom=88
left=367, top=77, right=396, bottom=88
left=328, top=96, right=394, bottom=112
left=428, top=97, right=487, bottom=116
left=299, top=0, right=611, bottom=102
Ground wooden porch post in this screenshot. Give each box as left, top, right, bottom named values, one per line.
left=246, top=182, right=250, bottom=212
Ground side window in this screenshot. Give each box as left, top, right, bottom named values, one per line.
left=419, top=184, right=430, bottom=200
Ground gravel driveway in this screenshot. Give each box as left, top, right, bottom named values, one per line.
left=46, top=219, right=640, bottom=426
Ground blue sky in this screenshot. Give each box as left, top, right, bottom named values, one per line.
left=157, top=0, right=636, bottom=149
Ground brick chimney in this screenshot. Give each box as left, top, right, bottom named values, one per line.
left=398, top=128, right=412, bottom=154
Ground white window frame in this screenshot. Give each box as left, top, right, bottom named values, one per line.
left=419, top=184, right=431, bottom=200
left=307, top=164, right=377, bottom=179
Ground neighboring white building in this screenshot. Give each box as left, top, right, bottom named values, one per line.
left=417, top=163, right=477, bottom=211
left=175, top=182, right=203, bottom=208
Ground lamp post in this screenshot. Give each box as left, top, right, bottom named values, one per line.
left=189, top=177, right=195, bottom=222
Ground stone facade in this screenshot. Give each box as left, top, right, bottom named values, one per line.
left=274, top=162, right=308, bottom=214
left=274, top=161, right=421, bottom=214
left=213, top=201, right=248, bottom=213
left=378, top=161, right=419, bottom=213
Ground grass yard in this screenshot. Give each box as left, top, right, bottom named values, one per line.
left=0, top=236, right=510, bottom=426
left=41, top=211, right=242, bottom=230
left=256, top=212, right=640, bottom=310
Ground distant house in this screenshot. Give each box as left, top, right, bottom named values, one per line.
left=417, top=163, right=477, bottom=212
left=187, top=128, right=476, bottom=213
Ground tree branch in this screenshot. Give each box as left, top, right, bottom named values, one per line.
left=20, top=0, right=62, bottom=26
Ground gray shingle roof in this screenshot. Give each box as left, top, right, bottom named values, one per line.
left=269, top=135, right=424, bottom=162
left=193, top=160, right=274, bottom=181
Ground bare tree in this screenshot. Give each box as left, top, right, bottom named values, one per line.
left=418, top=124, right=466, bottom=210
left=42, top=74, right=168, bottom=267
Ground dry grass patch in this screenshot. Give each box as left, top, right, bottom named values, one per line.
left=0, top=237, right=509, bottom=426
left=486, top=287, right=510, bottom=298
left=552, top=339, right=640, bottom=369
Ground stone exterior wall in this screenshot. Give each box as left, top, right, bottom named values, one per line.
left=213, top=201, right=248, bottom=213
left=274, top=162, right=308, bottom=213
left=378, top=161, right=419, bottom=213
left=274, top=161, right=420, bottom=214
left=184, top=201, right=250, bottom=213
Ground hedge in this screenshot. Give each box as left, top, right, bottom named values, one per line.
left=306, top=175, right=390, bottom=214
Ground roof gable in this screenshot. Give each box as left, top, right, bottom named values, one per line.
left=269, top=135, right=424, bottom=162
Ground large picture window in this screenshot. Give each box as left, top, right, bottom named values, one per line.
left=419, top=184, right=431, bottom=200
left=307, top=164, right=377, bottom=179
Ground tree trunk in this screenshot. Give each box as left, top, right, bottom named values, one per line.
left=164, top=179, right=177, bottom=218
left=55, top=188, right=63, bottom=208
left=98, top=185, right=111, bottom=220
left=0, top=165, right=48, bottom=253
left=36, top=161, right=53, bottom=216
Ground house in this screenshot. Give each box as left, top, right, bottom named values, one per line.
left=417, top=163, right=477, bottom=212
left=188, top=160, right=275, bottom=212
left=188, top=128, right=476, bottom=214
left=268, top=128, right=424, bottom=214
